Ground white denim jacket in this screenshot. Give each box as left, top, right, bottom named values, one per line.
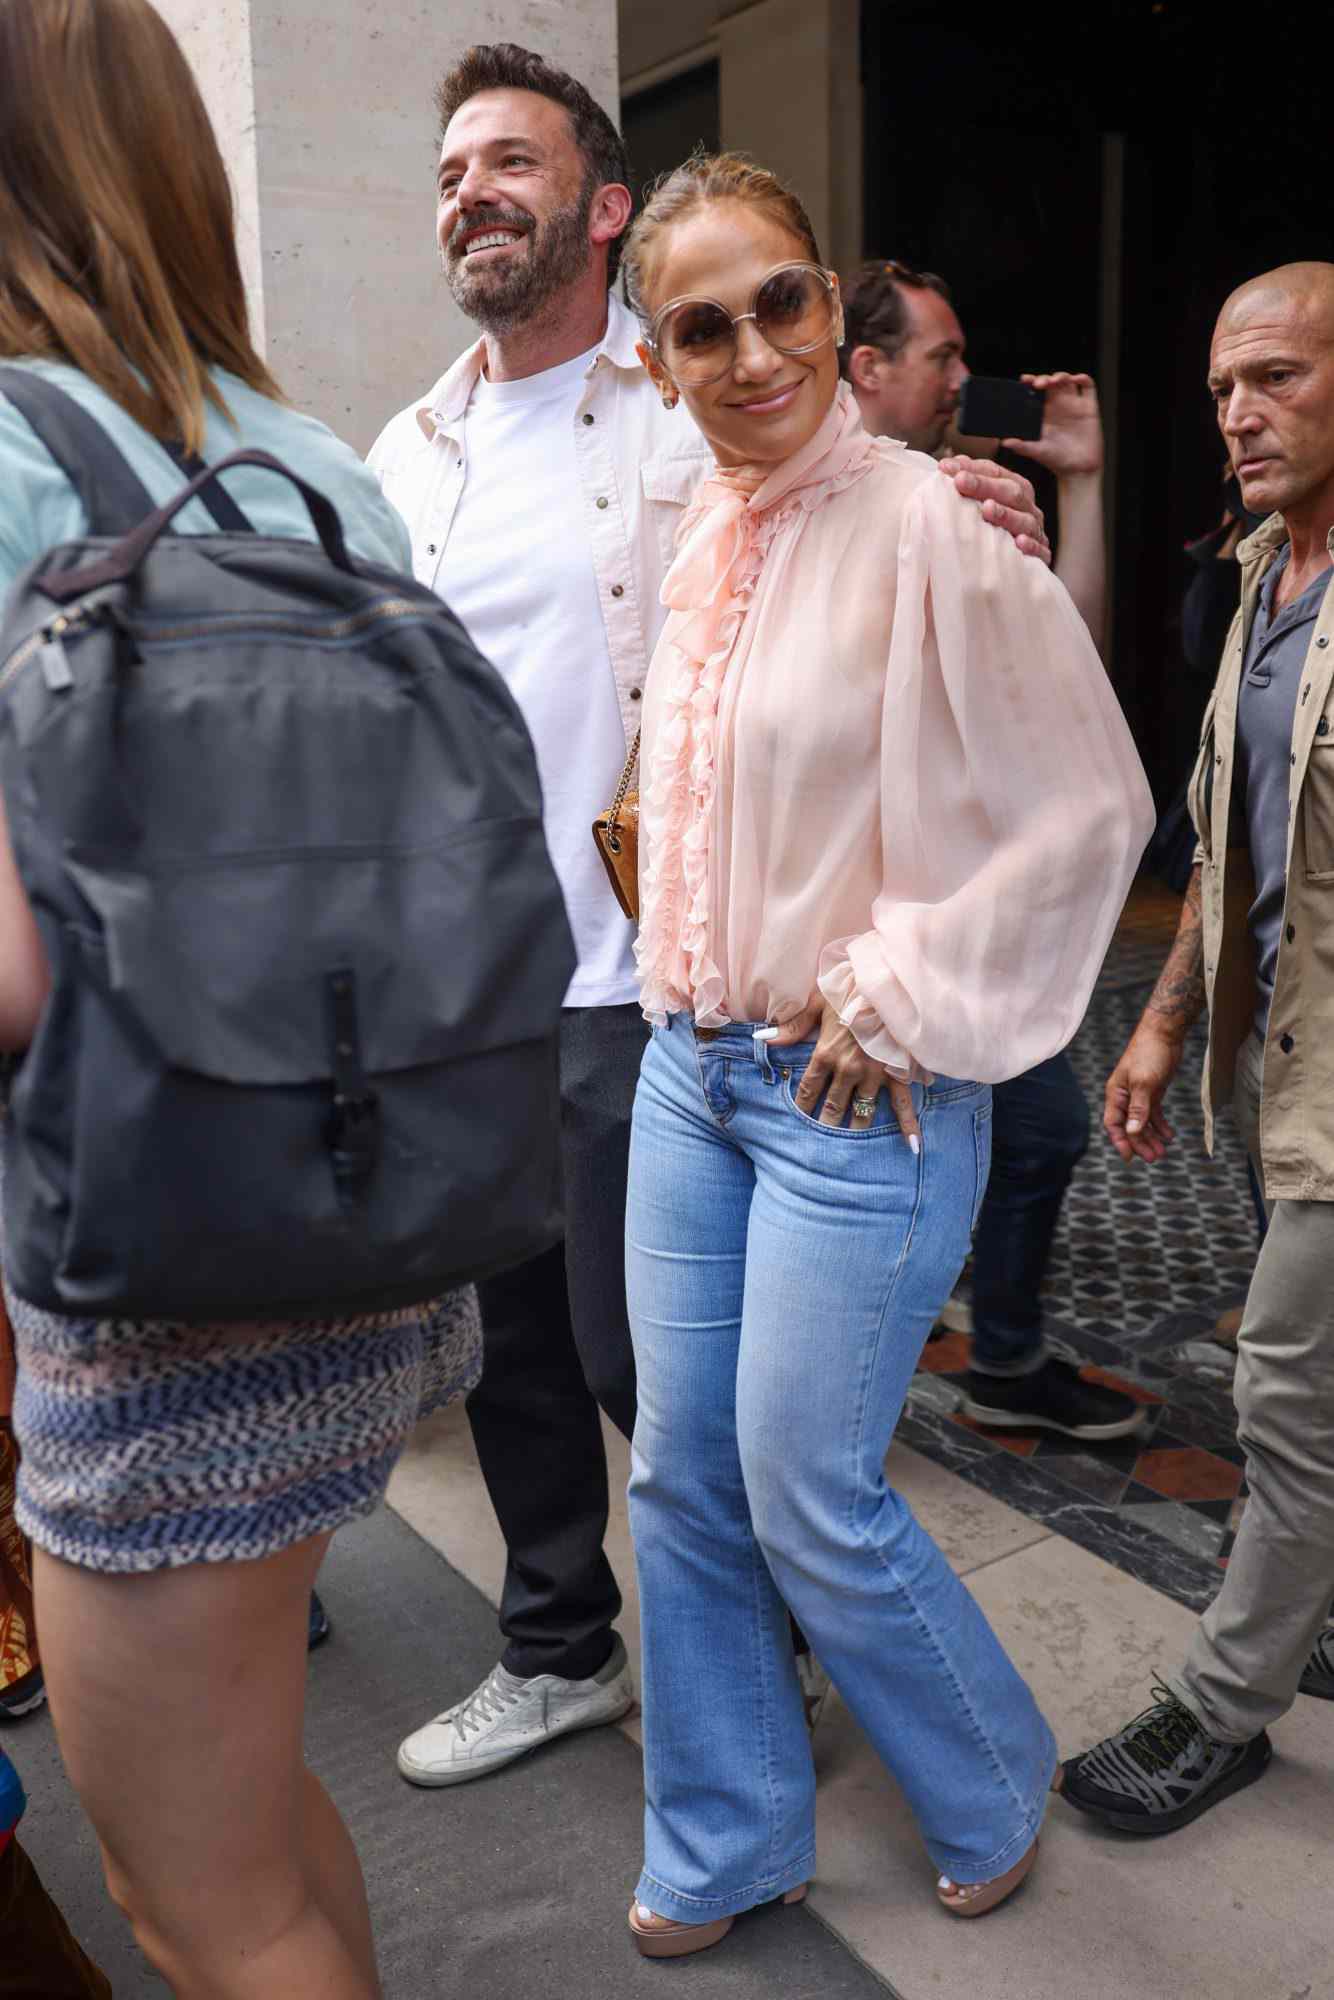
left=366, top=295, right=713, bottom=754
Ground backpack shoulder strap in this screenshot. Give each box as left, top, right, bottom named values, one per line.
left=0, top=365, right=157, bottom=536
left=161, top=440, right=255, bottom=534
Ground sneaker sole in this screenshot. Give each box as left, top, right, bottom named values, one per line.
left=0, top=1682, right=47, bottom=1720
left=960, top=1398, right=1147, bottom=1442
left=397, top=1684, right=636, bottom=1788
left=1060, top=1734, right=1272, bottom=1835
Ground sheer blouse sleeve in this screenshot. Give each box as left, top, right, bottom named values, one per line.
left=818, top=471, right=1155, bottom=1083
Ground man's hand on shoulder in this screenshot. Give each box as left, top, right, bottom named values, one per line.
left=935, top=457, right=1051, bottom=564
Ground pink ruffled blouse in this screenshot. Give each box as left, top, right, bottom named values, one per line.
left=635, top=385, right=1156, bottom=1084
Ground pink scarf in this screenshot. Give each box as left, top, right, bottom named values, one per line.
left=636, top=383, right=877, bottom=1024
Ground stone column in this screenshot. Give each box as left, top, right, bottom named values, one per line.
left=156, top=0, right=619, bottom=452
left=717, top=0, right=863, bottom=276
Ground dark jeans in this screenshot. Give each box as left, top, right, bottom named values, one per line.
left=468, top=1003, right=646, bottom=1682
left=969, top=1052, right=1090, bottom=1376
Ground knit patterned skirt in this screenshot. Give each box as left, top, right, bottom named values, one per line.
left=6, top=1284, right=481, bottom=1573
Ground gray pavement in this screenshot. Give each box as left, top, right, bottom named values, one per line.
left=11, top=1506, right=900, bottom=1999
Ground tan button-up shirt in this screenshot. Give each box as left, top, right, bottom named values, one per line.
left=1188, top=515, right=1334, bottom=1196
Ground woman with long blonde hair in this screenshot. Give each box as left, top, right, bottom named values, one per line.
left=0, top=3, right=478, bottom=1993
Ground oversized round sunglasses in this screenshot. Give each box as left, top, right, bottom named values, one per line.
left=647, top=262, right=842, bottom=387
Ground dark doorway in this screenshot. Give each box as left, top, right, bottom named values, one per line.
left=861, top=4, right=1332, bottom=799
left=621, top=62, right=721, bottom=213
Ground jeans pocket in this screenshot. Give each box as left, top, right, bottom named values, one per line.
left=969, top=1097, right=994, bottom=1232
left=778, top=1053, right=904, bottom=1139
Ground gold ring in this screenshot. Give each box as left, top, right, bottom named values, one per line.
left=852, top=1095, right=876, bottom=1120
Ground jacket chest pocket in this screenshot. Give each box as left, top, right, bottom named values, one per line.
left=641, top=454, right=704, bottom=574
left=1303, top=720, right=1334, bottom=880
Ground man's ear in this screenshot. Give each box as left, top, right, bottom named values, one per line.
left=847, top=343, right=886, bottom=395
left=590, top=180, right=633, bottom=254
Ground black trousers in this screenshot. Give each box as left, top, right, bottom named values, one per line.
left=969, top=1052, right=1090, bottom=1373
left=468, top=1003, right=646, bottom=1681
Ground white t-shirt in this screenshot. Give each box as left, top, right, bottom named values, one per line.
left=439, top=347, right=638, bottom=1008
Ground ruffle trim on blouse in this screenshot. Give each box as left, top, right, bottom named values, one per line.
left=636, top=416, right=877, bottom=1027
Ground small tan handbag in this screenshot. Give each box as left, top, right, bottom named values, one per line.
left=592, top=730, right=640, bottom=922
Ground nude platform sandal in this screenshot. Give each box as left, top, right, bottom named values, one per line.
left=936, top=1837, right=1038, bottom=1917
left=628, top=1882, right=809, bottom=1958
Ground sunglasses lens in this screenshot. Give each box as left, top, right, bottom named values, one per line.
left=756, top=267, right=834, bottom=352
left=659, top=301, right=735, bottom=382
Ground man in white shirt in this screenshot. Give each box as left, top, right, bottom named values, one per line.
left=370, top=41, right=1055, bottom=1790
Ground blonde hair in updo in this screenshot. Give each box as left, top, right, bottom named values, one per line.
left=622, top=151, right=824, bottom=324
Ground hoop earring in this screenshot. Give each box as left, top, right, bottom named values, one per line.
left=661, top=390, right=679, bottom=411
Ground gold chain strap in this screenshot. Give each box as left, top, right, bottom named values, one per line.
left=604, top=729, right=640, bottom=852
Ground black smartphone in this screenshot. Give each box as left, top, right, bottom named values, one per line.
left=956, top=376, right=1045, bottom=442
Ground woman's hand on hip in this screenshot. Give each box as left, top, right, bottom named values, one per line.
left=768, top=1003, right=921, bottom=1146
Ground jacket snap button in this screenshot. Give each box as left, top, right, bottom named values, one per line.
left=1318, top=636, right=1329, bottom=648
left=1280, top=1033, right=1295, bottom=1054
left=630, top=687, right=642, bottom=701
left=582, top=413, right=595, bottom=426
left=611, top=584, right=624, bottom=598
left=596, top=496, right=610, bottom=510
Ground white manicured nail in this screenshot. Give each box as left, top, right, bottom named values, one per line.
left=908, top=1134, right=921, bottom=1156
left=753, top=1026, right=781, bottom=1042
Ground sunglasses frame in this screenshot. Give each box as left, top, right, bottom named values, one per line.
left=647, top=261, right=842, bottom=387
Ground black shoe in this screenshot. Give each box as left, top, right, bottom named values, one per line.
left=1299, top=1621, right=1334, bottom=1701
left=1060, top=1685, right=1271, bottom=1834
left=308, top=1591, right=332, bottom=1652
left=0, top=1666, right=46, bottom=1720
left=962, top=1357, right=1145, bottom=1441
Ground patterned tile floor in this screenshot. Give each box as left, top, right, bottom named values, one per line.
left=904, top=879, right=1259, bottom=1613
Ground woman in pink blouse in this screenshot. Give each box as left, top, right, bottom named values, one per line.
left=617, top=154, right=1154, bottom=1958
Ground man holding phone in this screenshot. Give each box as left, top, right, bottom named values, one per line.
left=841, top=261, right=1107, bottom=638
left=840, top=259, right=1143, bottom=1448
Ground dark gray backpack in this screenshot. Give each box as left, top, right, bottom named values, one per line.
left=0, top=368, right=575, bottom=1321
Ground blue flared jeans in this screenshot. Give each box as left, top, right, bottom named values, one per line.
left=626, top=1018, right=1056, bottom=1922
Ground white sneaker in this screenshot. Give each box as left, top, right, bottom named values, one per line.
left=396, top=1635, right=635, bottom=1787
left=936, top=1292, right=973, bottom=1335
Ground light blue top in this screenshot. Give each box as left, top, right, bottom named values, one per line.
left=0, top=357, right=410, bottom=599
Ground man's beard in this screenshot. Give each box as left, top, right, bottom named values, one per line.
left=443, top=181, right=595, bottom=335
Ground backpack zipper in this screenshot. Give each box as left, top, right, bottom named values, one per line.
left=0, top=596, right=427, bottom=696
left=125, top=598, right=423, bottom=647
left=0, top=608, right=92, bottom=695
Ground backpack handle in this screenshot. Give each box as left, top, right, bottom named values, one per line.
left=35, top=449, right=356, bottom=604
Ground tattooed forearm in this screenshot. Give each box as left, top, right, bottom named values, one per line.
left=1144, top=865, right=1206, bottom=1037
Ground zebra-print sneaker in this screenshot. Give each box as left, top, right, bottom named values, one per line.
left=1299, top=1620, right=1334, bottom=1701
left=1059, top=1685, right=1271, bottom=1835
